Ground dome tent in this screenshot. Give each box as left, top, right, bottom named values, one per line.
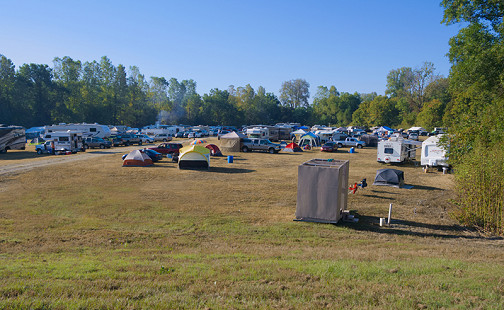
left=123, top=150, right=153, bottom=167
left=372, top=169, right=404, bottom=188
left=283, top=142, right=303, bottom=152
left=178, top=145, right=210, bottom=169
left=205, top=144, right=223, bottom=156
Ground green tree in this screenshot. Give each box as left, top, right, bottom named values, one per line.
left=279, top=79, right=310, bottom=108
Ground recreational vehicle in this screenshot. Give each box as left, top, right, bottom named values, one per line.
left=142, top=125, right=182, bottom=137
left=0, top=125, right=26, bottom=153
left=314, top=130, right=335, bottom=144
left=45, top=123, right=111, bottom=138
left=246, top=127, right=269, bottom=139
left=43, top=131, right=84, bottom=153
left=421, top=135, right=449, bottom=169
left=377, top=136, right=422, bottom=164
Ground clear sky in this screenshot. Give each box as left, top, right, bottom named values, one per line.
left=0, top=0, right=462, bottom=99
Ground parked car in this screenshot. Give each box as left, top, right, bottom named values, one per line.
left=83, top=137, right=112, bottom=149
left=241, top=138, right=282, bottom=154
left=153, top=133, right=172, bottom=142
left=175, top=131, right=185, bottom=138
left=148, top=142, right=184, bottom=155
left=408, top=133, right=419, bottom=141
left=321, top=142, right=338, bottom=152
left=111, top=134, right=142, bottom=146
left=137, top=134, right=154, bottom=144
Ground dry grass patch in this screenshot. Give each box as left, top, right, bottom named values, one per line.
left=1, top=138, right=504, bottom=308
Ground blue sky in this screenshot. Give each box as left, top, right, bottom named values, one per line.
left=0, top=0, right=462, bottom=99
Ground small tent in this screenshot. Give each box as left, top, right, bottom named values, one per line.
left=299, top=132, right=320, bottom=148
left=123, top=150, right=153, bottom=167
left=373, top=169, right=404, bottom=188
left=219, top=131, right=246, bottom=152
left=205, top=144, right=223, bottom=156
left=178, top=145, right=210, bottom=169
left=283, top=142, right=303, bottom=152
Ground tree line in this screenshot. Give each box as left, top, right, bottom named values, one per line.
left=1, top=54, right=451, bottom=130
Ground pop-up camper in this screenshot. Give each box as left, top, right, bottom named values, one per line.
left=421, top=134, right=449, bottom=169
left=377, top=136, right=422, bottom=163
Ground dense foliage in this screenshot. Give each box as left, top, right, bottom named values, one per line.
left=1, top=54, right=452, bottom=129
left=441, top=0, right=504, bottom=234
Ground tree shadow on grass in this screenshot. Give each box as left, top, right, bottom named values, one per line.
left=361, top=194, right=395, bottom=200
left=410, top=184, right=443, bottom=191
left=209, top=167, right=255, bottom=174
left=340, top=212, right=501, bottom=240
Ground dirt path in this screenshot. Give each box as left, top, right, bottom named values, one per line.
left=0, top=145, right=142, bottom=176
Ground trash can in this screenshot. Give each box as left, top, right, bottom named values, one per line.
left=227, top=155, right=233, bottom=163
left=349, top=147, right=355, bottom=153
left=295, top=159, right=349, bottom=224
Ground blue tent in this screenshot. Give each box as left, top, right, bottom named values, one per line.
left=299, top=132, right=320, bottom=147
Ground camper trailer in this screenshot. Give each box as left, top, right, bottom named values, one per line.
left=0, top=125, right=26, bottom=153
left=45, top=123, right=111, bottom=138
left=314, top=130, right=335, bottom=144
left=43, top=131, right=84, bottom=153
left=246, top=127, right=269, bottom=139
left=421, top=135, right=449, bottom=169
left=377, top=136, right=422, bottom=164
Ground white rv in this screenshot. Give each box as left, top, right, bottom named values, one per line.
left=246, top=127, right=269, bottom=139
left=0, top=125, right=26, bottom=153
left=314, top=130, right=335, bottom=144
left=43, top=130, right=84, bottom=153
left=45, top=123, right=111, bottom=138
left=421, top=135, right=449, bottom=168
left=377, top=136, right=422, bottom=163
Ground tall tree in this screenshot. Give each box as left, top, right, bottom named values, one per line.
left=279, top=79, right=310, bottom=108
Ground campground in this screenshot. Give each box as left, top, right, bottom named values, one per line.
left=1, top=137, right=504, bottom=309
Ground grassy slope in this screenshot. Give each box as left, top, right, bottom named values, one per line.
left=1, top=139, right=503, bottom=309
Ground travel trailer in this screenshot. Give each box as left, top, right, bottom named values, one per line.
left=45, top=123, right=111, bottom=138
left=377, top=136, right=422, bottom=163
left=421, top=134, right=449, bottom=169
left=0, top=125, right=25, bottom=153
left=43, top=130, right=84, bottom=153
left=142, top=125, right=183, bottom=137
left=246, top=127, right=269, bottom=139
left=314, top=130, right=335, bottom=144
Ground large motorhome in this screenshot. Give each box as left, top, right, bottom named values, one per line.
left=0, top=125, right=26, bottom=153
left=377, top=136, right=422, bottom=164
left=246, top=127, right=270, bottom=140
left=421, top=134, right=449, bottom=169
left=43, top=130, right=84, bottom=153
left=45, top=123, right=111, bottom=138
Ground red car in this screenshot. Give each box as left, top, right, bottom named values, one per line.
left=149, top=143, right=183, bottom=155
left=321, top=142, right=338, bottom=152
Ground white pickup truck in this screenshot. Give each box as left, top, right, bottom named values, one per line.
left=335, top=137, right=366, bottom=148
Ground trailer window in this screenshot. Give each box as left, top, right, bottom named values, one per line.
left=59, top=137, right=69, bottom=142
left=90, top=128, right=97, bottom=132
left=384, top=148, right=394, bottom=154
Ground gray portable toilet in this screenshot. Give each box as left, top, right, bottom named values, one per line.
left=295, top=159, right=349, bottom=224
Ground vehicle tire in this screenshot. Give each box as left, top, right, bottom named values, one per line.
left=338, top=143, right=343, bottom=148
left=125, top=141, right=130, bottom=146
left=242, top=146, right=249, bottom=152
left=83, top=144, right=89, bottom=149
left=163, top=139, right=167, bottom=142
left=99, top=144, right=105, bottom=149
left=138, top=141, right=143, bottom=146
left=269, top=148, right=275, bottom=154
left=37, top=149, right=42, bottom=155
left=357, top=144, right=363, bottom=149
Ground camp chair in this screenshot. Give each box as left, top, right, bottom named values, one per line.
left=348, top=182, right=358, bottom=194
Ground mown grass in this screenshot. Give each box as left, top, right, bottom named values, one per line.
left=1, top=139, right=504, bottom=309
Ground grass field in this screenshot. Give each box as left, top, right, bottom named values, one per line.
left=1, top=138, right=503, bottom=309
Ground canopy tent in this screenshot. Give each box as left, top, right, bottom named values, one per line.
left=374, top=126, right=394, bottom=134
left=299, top=132, right=320, bottom=147
left=219, top=131, right=246, bottom=152
left=283, top=142, right=303, bottom=152
left=373, top=169, right=404, bottom=188
left=178, top=145, right=210, bottom=169
left=123, top=150, right=153, bottom=167
left=407, top=126, right=426, bottom=132
left=205, top=144, right=223, bottom=156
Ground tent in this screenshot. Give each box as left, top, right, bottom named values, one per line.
left=178, top=145, right=210, bottom=169
left=219, top=131, right=246, bottom=152
left=359, top=134, right=378, bottom=147
left=205, top=144, right=223, bottom=156
left=299, top=132, right=320, bottom=147
left=283, top=142, right=303, bottom=152
left=373, top=169, right=404, bottom=188
left=123, top=150, right=153, bottom=167
left=374, top=126, right=394, bottom=135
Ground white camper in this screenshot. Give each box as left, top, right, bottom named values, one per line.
left=0, top=125, right=26, bottom=153
left=43, top=130, right=84, bottom=153
left=377, top=136, right=422, bottom=163
left=314, top=130, right=335, bottom=144
left=421, top=134, right=449, bottom=168
left=246, top=127, right=269, bottom=139
left=46, top=123, right=111, bottom=138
